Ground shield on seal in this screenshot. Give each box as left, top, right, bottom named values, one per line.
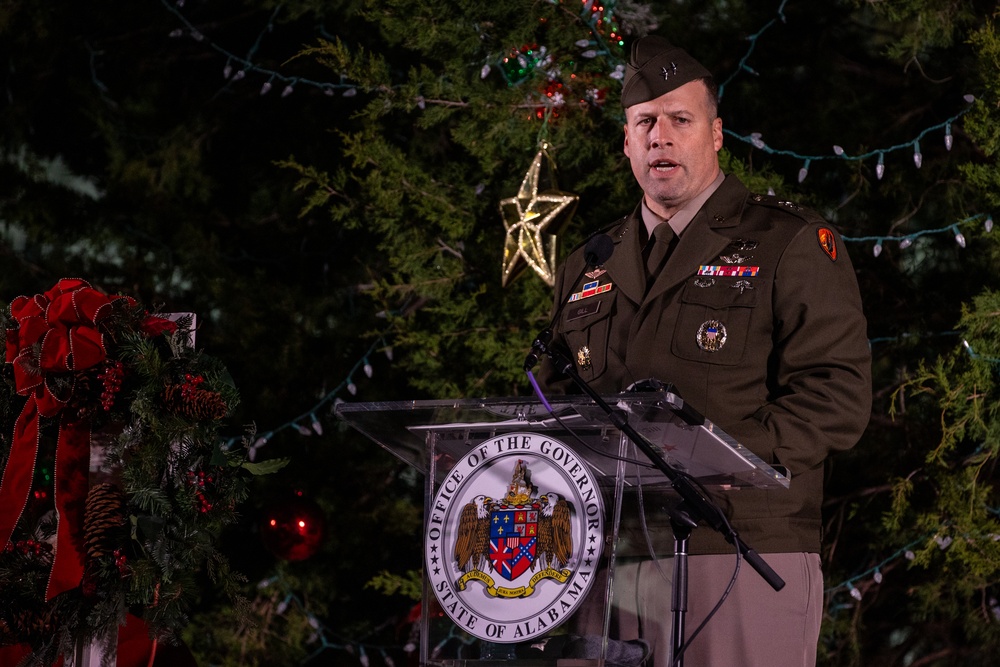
left=489, top=504, right=538, bottom=581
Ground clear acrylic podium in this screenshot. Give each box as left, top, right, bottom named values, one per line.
left=336, top=392, right=788, bottom=666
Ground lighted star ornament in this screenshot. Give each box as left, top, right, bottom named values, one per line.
left=500, top=145, right=579, bottom=286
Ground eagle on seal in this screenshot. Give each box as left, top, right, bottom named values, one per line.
left=536, top=492, right=572, bottom=570
left=454, top=494, right=491, bottom=573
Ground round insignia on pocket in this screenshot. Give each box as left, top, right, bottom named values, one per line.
left=577, top=346, right=592, bottom=370
left=696, top=320, right=727, bottom=352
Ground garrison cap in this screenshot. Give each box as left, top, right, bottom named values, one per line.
left=621, top=36, right=713, bottom=108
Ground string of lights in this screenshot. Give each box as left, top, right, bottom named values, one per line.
left=229, top=335, right=392, bottom=458
left=825, top=536, right=927, bottom=607
left=842, top=212, right=994, bottom=257
left=255, top=575, right=409, bottom=666
left=160, top=0, right=359, bottom=98
left=717, top=0, right=789, bottom=99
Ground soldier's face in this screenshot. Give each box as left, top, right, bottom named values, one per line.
left=623, top=80, right=723, bottom=220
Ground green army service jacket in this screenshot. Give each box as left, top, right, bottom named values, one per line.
left=538, top=174, right=873, bottom=556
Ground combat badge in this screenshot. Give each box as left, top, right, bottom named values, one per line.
left=577, top=346, right=592, bottom=370
left=696, top=320, right=727, bottom=352
left=729, top=238, right=759, bottom=251
left=817, top=227, right=838, bottom=261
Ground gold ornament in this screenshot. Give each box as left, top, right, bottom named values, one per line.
left=499, top=144, right=579, bottom=286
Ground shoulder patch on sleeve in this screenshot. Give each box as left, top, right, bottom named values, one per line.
left=817, top=227, right=838, bottom=261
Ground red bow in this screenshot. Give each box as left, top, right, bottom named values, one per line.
left=0, top=278, right=133, bottom=599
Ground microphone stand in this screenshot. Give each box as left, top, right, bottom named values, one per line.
left=527, top=342, right=785, bottom=666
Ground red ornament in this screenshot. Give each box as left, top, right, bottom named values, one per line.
left=260, top=492, right=326, bottom=561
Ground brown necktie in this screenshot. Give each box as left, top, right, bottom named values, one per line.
left=643, top=224, right=676, bottom=284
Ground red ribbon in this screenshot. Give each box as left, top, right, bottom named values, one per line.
left=0, top=278, right=133, bottom=600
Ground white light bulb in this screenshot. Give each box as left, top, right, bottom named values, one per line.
left=480, top=64, right=491, bottom=79
left=260, top=81, right=273, bottom=95
left=750, top=132, right=765, bottom=149
left=873, top=243, right=883, bottom=257
left=955, top=231, right=966, bottom=248
left=876, top=154, right=885, bottom=180
left=899, top=238, right=913, bottom=250
left=281, top=85, right=294, bottom=98
left=348, top=382, right=358, bottom=395
left=364, top=362, right=374, bottom=378
left=985, top=216, right=994, bottom=233
left=833, top=145, right=844, bottom=156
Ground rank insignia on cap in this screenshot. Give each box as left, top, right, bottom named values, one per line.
left=569, top=280, right=613, bottom=302
left=577, top=346, right=592, bottom=370
left=661, top=62, right=678, bottom=79
left=696, top=320, right=727, bottom=352
left=698, top=265, right=759, bottom=277
left=817, top=227, right=838, bottom=261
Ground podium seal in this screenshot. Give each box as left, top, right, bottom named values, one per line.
left=424, top=432, right=605, bottom=643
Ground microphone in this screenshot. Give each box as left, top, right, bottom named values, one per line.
left=524, top=233, right=615, bottom=372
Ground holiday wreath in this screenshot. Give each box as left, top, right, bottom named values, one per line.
left=0, top=278, right=274, bottom=663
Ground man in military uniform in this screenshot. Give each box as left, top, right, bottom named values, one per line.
left=538, top=36, right=872, bottom=666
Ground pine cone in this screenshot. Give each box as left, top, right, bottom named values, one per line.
left=83, top=483, right=127, bottom=561
left=67, top=370, right=97, bottom=420
left=6, top=606, right=57, bottom=643
left=163, top=384, right=229, bottom=421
